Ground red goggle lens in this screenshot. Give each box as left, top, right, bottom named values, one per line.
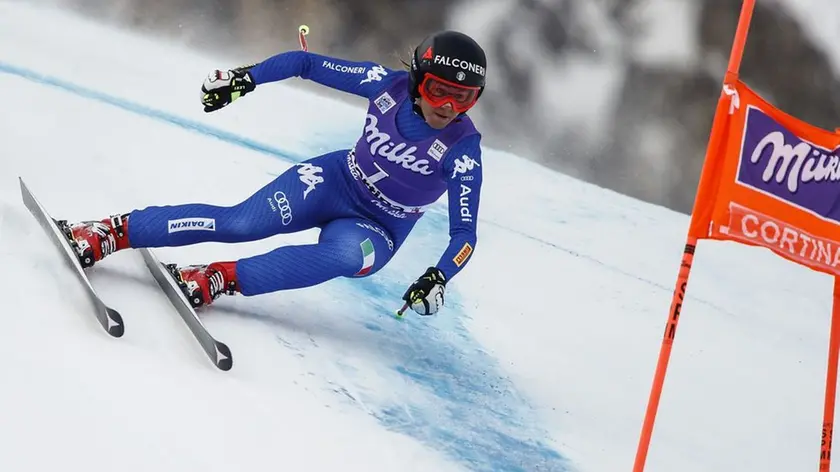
left=419, top=74, right=480, bottom=112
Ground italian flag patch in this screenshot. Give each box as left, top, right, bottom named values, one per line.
left=355, top=238, right=376, bottom=276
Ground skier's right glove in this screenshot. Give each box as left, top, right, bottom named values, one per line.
left=402, top=267, right=447, bottom=316
left=200, top=66, right=256, bottom=113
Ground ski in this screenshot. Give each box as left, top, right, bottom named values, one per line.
left=138, top=248, right=233, bottom=371
left=18, top=177, right=125, bottom=337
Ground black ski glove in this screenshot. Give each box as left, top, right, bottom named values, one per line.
left=200, top=66, right=256, bottom=113
left=402, top=267, right=447, bottom=316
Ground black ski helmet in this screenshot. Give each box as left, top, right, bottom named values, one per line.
left=408, top=31, right=487, bottom=104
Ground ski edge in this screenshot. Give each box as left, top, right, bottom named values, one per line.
left=138, top=248, right=233, bottom=371
left=18, top=177, right=125, bottom=338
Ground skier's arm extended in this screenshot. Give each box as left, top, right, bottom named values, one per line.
left=399, top=135, right=483, bottom=316
left=435, top=135, right=483, bottom=280
left=249, top=50, right=394, bottom=99
left=200, top=51, right=396, bottom=112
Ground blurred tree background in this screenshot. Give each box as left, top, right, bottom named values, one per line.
left=29, top=0, right=840, bottom=215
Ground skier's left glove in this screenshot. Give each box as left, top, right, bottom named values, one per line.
left=402, top=267, right=447, bottom=316
left=201, top=66, right=256, bottom=113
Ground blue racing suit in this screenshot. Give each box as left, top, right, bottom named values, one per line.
left=126, top=50, right=484, bottom=296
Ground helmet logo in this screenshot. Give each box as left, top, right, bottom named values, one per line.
left=456, top=71, right=466, bottom=82
left=422, top=46, right=433, bottom=61
left=433, top=55, right=486, bottom=77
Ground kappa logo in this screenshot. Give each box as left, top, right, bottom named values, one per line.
left=452, top=154, right=480, bottom=178
left=723, top=84, right=740, bottom=114
left=297, top=163, right=324, bottom=199
left=167, top=218, right=216, bottom=233
left=360, top=65, right=388, bottom=84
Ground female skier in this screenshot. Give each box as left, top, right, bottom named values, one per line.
left=64, top=30, right=486, bottom=317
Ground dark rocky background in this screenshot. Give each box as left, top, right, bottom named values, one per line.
left=27, top=0, right=840, bottom=214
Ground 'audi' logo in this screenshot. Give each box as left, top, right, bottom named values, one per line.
left=273, top=191, right=293, bottom=226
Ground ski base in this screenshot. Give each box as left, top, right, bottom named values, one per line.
left=139, top=248, right=233, bottom=371
left=19, top=177, right=125, bottom=338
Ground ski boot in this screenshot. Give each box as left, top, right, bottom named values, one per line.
left=60, top=214, right=131, bottom=268
left=167, top=262, right=239, bottom=309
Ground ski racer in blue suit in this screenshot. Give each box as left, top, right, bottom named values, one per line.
left=63, top=30, right=487, bottom=317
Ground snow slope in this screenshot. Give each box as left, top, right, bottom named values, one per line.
left=2, top=2, right=840, bottom=472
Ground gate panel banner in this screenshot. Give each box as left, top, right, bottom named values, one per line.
left=704, top=80, right=840, bottom=276
left=633, top=3, right=840, bottom=471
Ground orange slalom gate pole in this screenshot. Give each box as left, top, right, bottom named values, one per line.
left=724, top=0, right=755, bottom=79
left=820, top=278, right=840, bottom=471
left=632, top=240, right=695, bottom=472
left=632, top=1, right=755, bottom=470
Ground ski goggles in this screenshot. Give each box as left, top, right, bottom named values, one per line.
left=418, top=73, right=480, bottom=113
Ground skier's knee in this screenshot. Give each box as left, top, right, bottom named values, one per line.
left=319, top=239, right=386, bottom=278
left=319, top=220, right=395, bottom=278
